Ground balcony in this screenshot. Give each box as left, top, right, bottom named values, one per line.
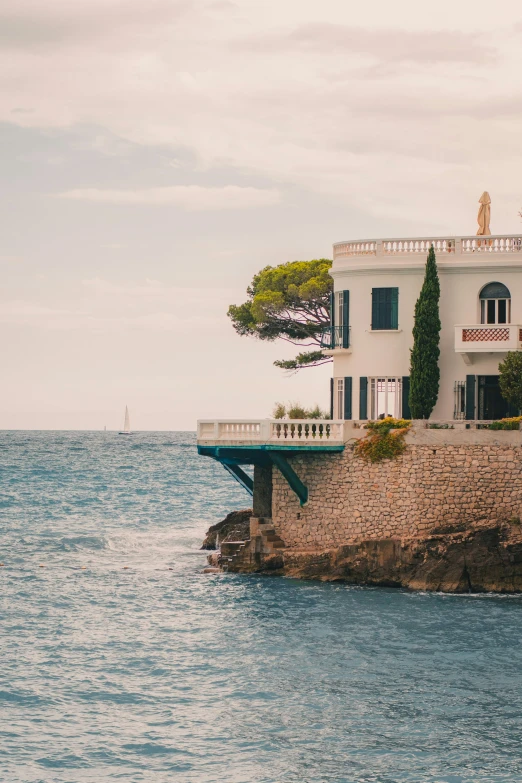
left=333, top=234, right=522, bottom=263
left=197, top=419, right=345, bottom=447
left=455, top=324, right=522, bottom=363
left=320, top=326, right=351, bottom=352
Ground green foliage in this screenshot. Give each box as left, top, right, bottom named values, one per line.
left=274, top=350, right=326, bottom=371
left=499, top=352, right=522, bottom=412
left=228, top=259, right=332, bottom=370
left=307, top=404, right=328, bottom=420
left=354, top=417, right=411, bottom=463
left=409, top=246, right=441, bottom=419
left=487, top=416, right=522, bottom=431
left=286, top=403, right=309, bottom=419
left=273, top=402, right=287, bottom=420
left=272, top=402, right=330, bottom=420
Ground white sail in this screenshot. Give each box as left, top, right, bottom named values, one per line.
left=123, top=406, right=130, bottom=433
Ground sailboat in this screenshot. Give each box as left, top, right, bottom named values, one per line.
left=119, top=405, right=132, bottom=435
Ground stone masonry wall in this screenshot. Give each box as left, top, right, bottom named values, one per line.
left=272, top=442, right=522, bottom=550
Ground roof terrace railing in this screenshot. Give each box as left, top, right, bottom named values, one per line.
left=333, top=235, right=522, bottom=261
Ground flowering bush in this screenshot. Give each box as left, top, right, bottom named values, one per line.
left=354, top=417, right=411, bottom=463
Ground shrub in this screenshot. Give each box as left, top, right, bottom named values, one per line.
left=307, top=404, right=329, bottom=420
left=354, top=417, right=411, bottom=463
left=287, top=403, right=309, bottom=419
left=273, top=402, right=287, bottom=419
left=487, top=416, right=522, bottom=431
left=272, top=401, right=330, bottom=420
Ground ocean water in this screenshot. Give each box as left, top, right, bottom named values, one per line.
left=1, top=431, right=522, bottom=783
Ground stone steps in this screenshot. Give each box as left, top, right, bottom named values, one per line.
left=216, top=518, right=285, bottom=572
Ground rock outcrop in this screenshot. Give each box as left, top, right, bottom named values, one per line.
left=253, top=522, right=522, bottom=593
left=200, top=509, right=252, bottom=550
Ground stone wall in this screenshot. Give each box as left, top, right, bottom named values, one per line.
left=272, top=439, right=522, bottom=550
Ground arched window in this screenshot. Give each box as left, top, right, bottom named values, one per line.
left=480, top=282, right=511, bottom=325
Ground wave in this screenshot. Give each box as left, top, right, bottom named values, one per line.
left=58, top=535, right=109, bottom=552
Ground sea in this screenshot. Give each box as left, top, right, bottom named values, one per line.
left=1, top=431, right=522, bottom=783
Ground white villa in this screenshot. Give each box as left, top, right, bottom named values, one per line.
left=198, top=221, right=522, bottom=508
left=323, top=234, right=522, bottom=422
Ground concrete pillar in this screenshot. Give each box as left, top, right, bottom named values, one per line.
left=253, top=464, right=273, bottom=518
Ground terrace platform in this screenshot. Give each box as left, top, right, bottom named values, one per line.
left=197, top=419, right=345, bottom=506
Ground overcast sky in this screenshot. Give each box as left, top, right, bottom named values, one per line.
left=1, top=0, right=522, bottom=430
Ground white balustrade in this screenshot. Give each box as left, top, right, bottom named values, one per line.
left=383, top=238, right=455, bottom=255
left=269, top=420, right=344, bottom=442
left=334, top=241, right=377, bottom=257
left=333, top=234, right=522, bottom=261
left=461, top=236, right=522, bottom=253
left=197, top=419, right=345, bottom=444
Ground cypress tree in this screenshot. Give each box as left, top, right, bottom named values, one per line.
left=409, top=246, right=441, bottom=419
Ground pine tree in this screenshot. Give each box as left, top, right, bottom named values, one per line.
left=409, top=246, right=441, bottom=419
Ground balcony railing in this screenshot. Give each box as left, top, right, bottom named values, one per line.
left=334, top=234, right=522, bottom=261
left=320, top=325, right=350, bottom=350
left=197, top=419, right=345, bottom=445
left=455, top=324, right=522, bottom=353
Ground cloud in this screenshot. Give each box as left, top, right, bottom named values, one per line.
left=241, top=24, right=497, bottom=66
left=0, top=278, right=242, bottom=332
left=0, top=0, right=192, bottom=48
left=0, top=0, right=520, bottom=232
left=56, top=185, right=281, bottom=210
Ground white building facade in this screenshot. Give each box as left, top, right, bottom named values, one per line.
left=323, top=235, right=522, bottom=421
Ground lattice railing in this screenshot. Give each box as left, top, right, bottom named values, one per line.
left=462, top=328, right=510, bottom=342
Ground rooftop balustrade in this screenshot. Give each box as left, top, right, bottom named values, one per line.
left=333, top=235, right=522, bottom=262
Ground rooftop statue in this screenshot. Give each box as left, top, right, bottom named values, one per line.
left=477, top=191, right=491, bottom=236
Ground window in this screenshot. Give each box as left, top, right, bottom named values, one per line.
left=454, top=381, right=466, bottom=420
left=335, top=292, right=344, bottom=331
left=330, top=290, right=350, bottom=348
left=369, top=378, right=402, bottom=419
left=335, top=378, right=344, bottom=420
left=372, top=288, right=399, bottom=330
left=479, top=282, right=511, bottom=325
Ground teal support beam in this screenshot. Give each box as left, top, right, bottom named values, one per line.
left=269, top=452, right=308, bottom=507
left=222, top=463, right=254, bottom=496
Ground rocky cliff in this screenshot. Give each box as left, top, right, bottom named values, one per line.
left=200, top=509, right=251, bottom=550
left=248, top=522, right=522, bottom=593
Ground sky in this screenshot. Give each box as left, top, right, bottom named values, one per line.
left=1, top=0, right=522, bottom=430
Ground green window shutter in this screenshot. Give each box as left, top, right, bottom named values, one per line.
left=329, top=377, right=334, bottom=420
left=359, top=377, right=368, bottom=420
left=465, top=375, right=476, bottom=420
left=344, top=377, right=352, bottom=420
left=372, top=287, right=398, bottom=330
left=342, top=290, right=350, bottom=348
left=391, top=287, right=399, bottom=329
left=329, top=291, right=335, bottom=347
left=402, top=376, right=411, bottom=419
left=371, top=288, right=380, bottom=329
